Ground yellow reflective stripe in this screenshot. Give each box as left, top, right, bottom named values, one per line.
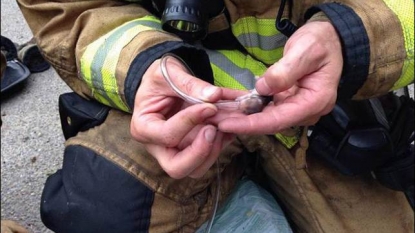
left=275, top=133, right=298, bottom=149
left=396, top=60, right=415, bottom=89
left=139, top=15, right=162, bottom=24
left=80, top=16, right=161, bottom=111
left=92, top=90, right=111, bottom=106
left=101, top=24, right=153, bottom=111
left=232, top=17, right=279, bottom=37
left=232, top=17, right=285, bottom=64
left=384, top=0, right=414, bottom=89
left=218, top=50, right=268, bottom=76
left=242, top=46, right=284, bottom=65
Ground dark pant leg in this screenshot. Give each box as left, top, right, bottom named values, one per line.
left=41, top=145, right=154, bottom=233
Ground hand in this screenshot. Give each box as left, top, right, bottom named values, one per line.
left=130, top=56, right=233, bottom=179
left=214, top=21, right=343, bottom=134
left=1, top=220, right=29, bottom=233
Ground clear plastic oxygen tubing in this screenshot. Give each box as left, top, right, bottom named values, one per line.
left=160, top=53, right=271, bottom=233
left=204, top=160, right=221, bottom=233
left=160, top=54, right=272, bottom=115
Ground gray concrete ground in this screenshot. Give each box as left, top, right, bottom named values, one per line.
left=1, top=1, right=70, bottom=232
left=1, top=1, right=414, bottom=233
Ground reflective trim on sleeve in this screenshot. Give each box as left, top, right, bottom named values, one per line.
left=206, top=49, right=265, bottom=90
left=384, top=0, right=414, bottom=90
left=80, top=16, right=162, bottom=111
left=231, top=17, right=286, bottom=65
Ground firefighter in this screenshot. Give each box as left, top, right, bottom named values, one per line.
left=17, top=0, right=414, bottom=232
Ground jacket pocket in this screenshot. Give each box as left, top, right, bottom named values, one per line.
left=59, top=92, right=110, bottom=140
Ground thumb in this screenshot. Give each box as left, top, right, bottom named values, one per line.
left=162, top=55, right=222, bottom=103
left=255, top=33, right=325, bottom=95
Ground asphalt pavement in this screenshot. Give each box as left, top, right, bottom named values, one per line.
left=1, top=1, right=70, bottom=232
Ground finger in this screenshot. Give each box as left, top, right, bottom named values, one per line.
left=176, top=125, right=205, bottom=150
left=272, top=86, right=299, bottom=103
left=163, top=55, right=222, bottom=102
left=1, top=220, right=29, bottom=233
left=207, top=86, right=294, bottom=125
left=132, top=103, right=218, bottom=147
left=146, top=125, right=218, bottom=179
left=255, top=34, right=326, bottom=96
left=189, top=132, right=235, bottom=179
left=218, top=88, right=328, bottom=134
left=220, top=87, right=250, bottom=100
left=188, top=131, right=225, bottom=179
left=299, top=115, right=321, bottom=126
left=188, top=133, right=235, bottom=179
left=207, top=109, right=246, bottom=125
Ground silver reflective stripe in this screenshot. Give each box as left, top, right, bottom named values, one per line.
left=88, top=18, right=162, bottom=109
left=136, top=21, right=162, bottom=30
left=231, top=17, right=286, bottom=65
left=236, top=32, right=287, bottom=51
left=90, top=22, right=140, bottom=108
left=205, top=49, right=257, bottom=90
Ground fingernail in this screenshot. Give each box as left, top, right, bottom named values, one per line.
left=256, top=77, right=273, bottom=95
left=204, top=127, right=217, bottom=143
left=202, top=86, right=219, bottom=101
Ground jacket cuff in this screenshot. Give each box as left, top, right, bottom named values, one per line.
left=124, top=41, right=213, bottom=110
left=305, top=3, right=370, bottom=99
left=306, top=11, right=330, bottom=23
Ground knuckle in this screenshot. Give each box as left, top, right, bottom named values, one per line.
left=184, top=115, right=199, bottom=128
left=180, top=76, right=197, bottom=96
left=279, top=71, right=291, bottom=88
left=149, top=60, right=162, bottom=77
left=321, top=95, right=337, bottom=115
left=130, top=121, right=152, bottom=144
left=310, top=42, right=327, bottom=60
left=130, top=125, right=144, bottom=142
left=268, top=67, right=290, bottom=89
left=153, top=64, right=163, bottom=78
left=161, top=132, right=179, bottom=147
left=163, top=165, right=186, bottom=179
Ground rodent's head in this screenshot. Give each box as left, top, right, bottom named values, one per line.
left=239, top=94, right=272, bottom=114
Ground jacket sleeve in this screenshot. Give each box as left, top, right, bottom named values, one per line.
left=293, top=0, right=414, bottom=99
left=17, top=0, right=214, bottom=112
